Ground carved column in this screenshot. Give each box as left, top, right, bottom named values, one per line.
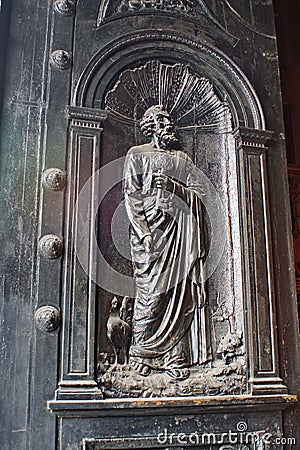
left=57, top=106, right=108, bottom=400
left=235, top=127, right=287, bottom=395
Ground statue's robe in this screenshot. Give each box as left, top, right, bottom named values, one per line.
left=123, top=143, right=210, bottom=370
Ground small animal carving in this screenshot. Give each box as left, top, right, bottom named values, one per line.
left=107, top=297, right=131, bottom=365
left=217, top=331, right=243, bottom=363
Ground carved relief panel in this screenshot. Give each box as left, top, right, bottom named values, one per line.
left=1, top=0, right=298, bottom=448
left=95, top=60, right=247, bottom=398
left=45, top=0, right=296, bottom=448
left=49, top=47, right=287, bottom=408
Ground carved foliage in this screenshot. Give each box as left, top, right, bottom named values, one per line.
left=105, top=60, right=232, bottom=132
left=97, top=0, right=194, bottom=26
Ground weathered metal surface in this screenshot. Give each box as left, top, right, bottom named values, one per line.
left=0, top=0, right=299, bottom=449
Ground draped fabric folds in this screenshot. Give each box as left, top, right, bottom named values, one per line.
left=123, top=143, right=210, bottom=370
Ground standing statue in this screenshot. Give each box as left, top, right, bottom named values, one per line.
left=123, top=105, right=210, bottom=380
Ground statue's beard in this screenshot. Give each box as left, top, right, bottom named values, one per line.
left=156, top=128, right=179, bottom=150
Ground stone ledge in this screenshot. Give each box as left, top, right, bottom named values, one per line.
left=48, top=393, right=297, bottom=417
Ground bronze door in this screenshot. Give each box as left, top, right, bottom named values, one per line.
left=0, top=1, right=299, bottom=449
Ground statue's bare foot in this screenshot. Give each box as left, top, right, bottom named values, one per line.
left=131, top=360, right=151, bottom=376
left=166, top=368, right=190, bottom=380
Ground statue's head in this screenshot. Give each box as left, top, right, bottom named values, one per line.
left=140, top=105, right=179, bottom=149
left=111, top=297, right=119, bottom=310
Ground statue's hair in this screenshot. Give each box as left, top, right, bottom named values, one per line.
left=140, top=105, right=170, bottom=137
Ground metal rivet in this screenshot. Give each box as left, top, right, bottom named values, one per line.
left=50, top=50, right=72, bottom=70
left=35, top=306, right=60, bottom=332
left=53, top=0, right=75, bottom=16
left=42, top=168, right=66, bottom=191
left=39, top=234, right=64, bottom=259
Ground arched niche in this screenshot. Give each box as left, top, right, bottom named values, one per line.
left=73, top=30, right=265, bottom=130
left=52, top=29, right=288, bottom=407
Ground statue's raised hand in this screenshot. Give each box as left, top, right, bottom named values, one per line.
left=153, top=173, right=174, bottom=191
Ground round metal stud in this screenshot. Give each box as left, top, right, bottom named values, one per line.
left=50, top=50, right=72, bottom=70
left=53, top=0, right=75, bottom=16
left=35, top=306, right=60, bottom=332
left=39, top=234, right=64, bottom=259
left=42, top=168, right=66, bottom=191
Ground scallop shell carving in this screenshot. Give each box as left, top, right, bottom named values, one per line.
left=105, top=60, right=232, bottom=132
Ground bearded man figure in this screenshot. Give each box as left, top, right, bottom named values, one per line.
left=123, top=105, right=210, bottom=380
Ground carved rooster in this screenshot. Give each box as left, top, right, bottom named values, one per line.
left=107, top=297, right=131, bottom=365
